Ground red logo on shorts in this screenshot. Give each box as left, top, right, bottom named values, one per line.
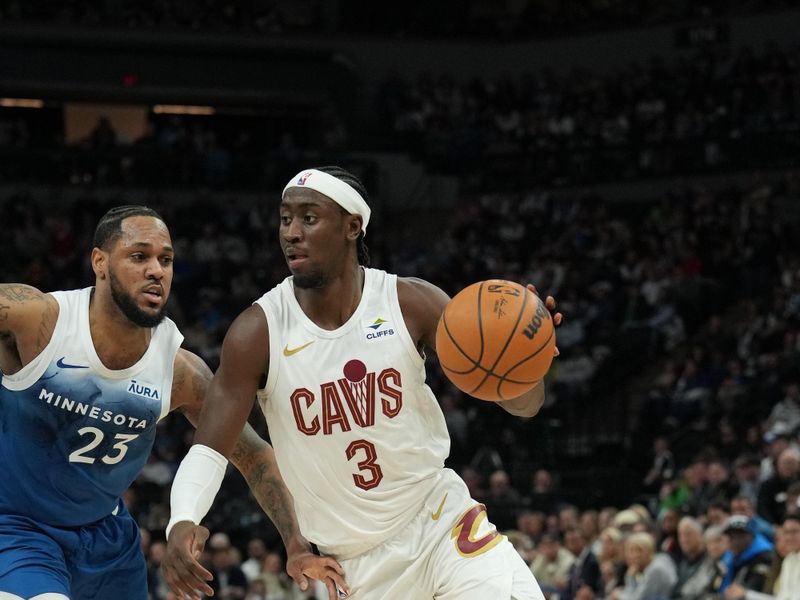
left=450, top=504, right=503, bottom=557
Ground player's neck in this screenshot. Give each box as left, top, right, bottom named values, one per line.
left=295, top=265, right=364, bottom=331
left=89, top=289, right=151, bottom=369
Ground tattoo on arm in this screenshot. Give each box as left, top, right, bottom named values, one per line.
left=231, top=434, right=299, bottom=545
left=0, top=285, right=45, bottom=303
left=35, top=299, right=57, bottom=355
left=0, top=303, right=10, bottom=324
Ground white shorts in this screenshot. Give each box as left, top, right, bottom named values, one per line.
left=335, top=469, right=544, bottom=600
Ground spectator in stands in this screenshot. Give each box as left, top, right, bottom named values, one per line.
left=762, top=524, right=789, bottom=595
left=518, top=510, right=547, bottom=546
left=597, top=527, right=627, bottom=593
left=256, top=551, right=295, bottom=600
left=707, top=459, right=741, bottom=509
left=531, top=532, right=574, bottom=597
left=484, top=469, right=525, bottom=531
left=563, top=527, right=602, bottom=600
left=723, top=513, right=800, bottom=599
left=759, top=430, right=792, bottom=483
left=241, top=537, right=268, bottom=582
left=731, top=495, right=774, bottom=543
left=643, top=436, right=676, bottom=493
left=207, top=532, right=248, bottom=600
left=613, top=531, right=677, bottom=600
left=559, top=504, right=581, bottom=534
left=707, top=500, right=731, bottom=528
left=87, top=116, right=117, bottom=150
left=767, top=382, right=800, bottom=436
left=460, top=466, right=487, bottom=502
left=757, top=447, right=800, bottom=524
left=717, top=515, right=773, bottom=596
left=581, top=510, right=601, bottom=555
left=528, top=468, right=561, bottom=514
left=733, top=453, right=763, bottom=506
left=658, top=508, right=683, bottom=563
left=673, top=516, right=717, bottom=599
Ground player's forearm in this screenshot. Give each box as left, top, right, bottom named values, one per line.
left=230, top=426, right=307, bottom=553
left=495, top=380, right=545, bottom=417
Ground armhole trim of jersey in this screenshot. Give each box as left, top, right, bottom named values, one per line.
left=254, top=300, right=279, bottom=404
left=1, top=292, right=67, bottom=391
left=388, top=275, right=426, bottom=368
left=157, top=325, right=184, bottom=422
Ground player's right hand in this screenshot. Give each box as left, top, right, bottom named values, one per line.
left=162, top=520, right=214, bottom=599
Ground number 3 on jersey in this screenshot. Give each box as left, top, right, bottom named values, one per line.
left=346, top=439, right=383, bottom=490
left=69, top=426, right=139, bottom=465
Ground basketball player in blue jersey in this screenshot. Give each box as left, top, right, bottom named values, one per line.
left=165, top=167, right=562, bottom=599
left=0, top=206, right=345, bottom=600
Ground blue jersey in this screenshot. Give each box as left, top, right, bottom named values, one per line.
left=0, top=287, right=182, bottom=527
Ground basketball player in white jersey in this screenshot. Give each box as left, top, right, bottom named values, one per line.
left=0, top=206, right=344, bottom=600
left=165, top=168, right=560, bottom=599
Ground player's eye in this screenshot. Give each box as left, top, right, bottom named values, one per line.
left=160, top=256, right=174, bottom=266
left=303, top=214, right=318, bottom=224
left=280, top=215, right=292, bottom=226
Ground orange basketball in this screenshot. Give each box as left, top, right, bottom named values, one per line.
left=435, top=280, right=556, bottom=401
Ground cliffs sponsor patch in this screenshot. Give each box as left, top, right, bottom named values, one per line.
left=364, top=317, right=395, bottom=341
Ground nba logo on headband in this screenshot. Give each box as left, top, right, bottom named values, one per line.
left=297, top=171, right=313, bottom=185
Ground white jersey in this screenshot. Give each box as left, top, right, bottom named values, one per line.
left=255, top=268, right=450, bottom=558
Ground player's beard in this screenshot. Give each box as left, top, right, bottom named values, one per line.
left=109, top=268, right=168, bottom=328
left=292, top=268, right=327, bottom=289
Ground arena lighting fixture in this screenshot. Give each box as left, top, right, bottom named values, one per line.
left=0, top=98, right=44, bottom=108
left=153, top=104, right=215, bottom=115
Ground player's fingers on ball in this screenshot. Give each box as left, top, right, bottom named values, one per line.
left=545, top=295, right=556, bottom=310
left=527, top=284, right=538, bottom=295
left=554, top=312, right=563, bottom=326
left=554, top=346, right=560, bottom=357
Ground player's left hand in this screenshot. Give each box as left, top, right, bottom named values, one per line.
left=286, top=547, right=349, bottom=598
left=527, top=284, right=562, bottom=357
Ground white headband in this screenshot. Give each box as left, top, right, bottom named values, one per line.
left=282, top=169, right=371, bottom=234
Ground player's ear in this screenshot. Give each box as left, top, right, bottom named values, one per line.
left=346, top=215, right=362, bottom=241
left=91, top=247, right=108, bottom=280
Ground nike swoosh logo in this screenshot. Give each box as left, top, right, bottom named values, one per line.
left=56, top=357, right=89, bottom=369
left=282, top=341, right=315, bottom=357
left=431, top=493, right=448, bottom=521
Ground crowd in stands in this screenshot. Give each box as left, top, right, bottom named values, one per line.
left=0, top=21, right=799, bottom=600
left=3, top=168, right=799, bottom=598
left=0, top=108, right=349, bottom=191
left=0, top=0, right=796, bottom=38
left=2, top=41, right=797, bottom=193
left=375, top=44, right=800, bottom=187
left=0, top=0, right=323, bottom=34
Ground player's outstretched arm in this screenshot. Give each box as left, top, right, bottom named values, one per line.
left=0, top=284, right=58, bottom=373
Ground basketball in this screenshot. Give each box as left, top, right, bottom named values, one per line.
left=435, top=280, right=556, bottom=401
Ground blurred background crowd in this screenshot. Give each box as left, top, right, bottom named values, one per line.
left=1, top=2, right=800, bottom=599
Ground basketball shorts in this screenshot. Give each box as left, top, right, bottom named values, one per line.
left=0, top=502, right=147, bottom=600
left=335, top=468, right=544, bottom=599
